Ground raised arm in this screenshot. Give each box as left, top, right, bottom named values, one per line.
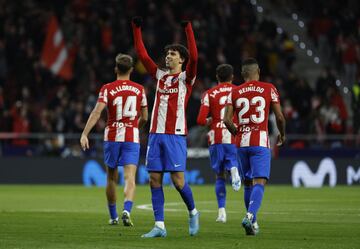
left=182, top=21, right=198, bottom=82
left=132, top=17, right=158, bottom=78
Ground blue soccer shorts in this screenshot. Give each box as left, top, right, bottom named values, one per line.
left=103, top=141, right=140, bottom=168
left=146, top=133, right=187, bottom=172
left=209, top=144, right=238, bottom=174
left=237, top=146, right=271, bottom=180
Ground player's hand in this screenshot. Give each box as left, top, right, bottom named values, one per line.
left=80, top=135, right=90, bottom=151
left=206, top=117, right=213, bottom=126
left=277, top=134, right=286, bottom=146
left=132, top=16, right=143, bottom=27
left=181, top=20, right=190, bottom=28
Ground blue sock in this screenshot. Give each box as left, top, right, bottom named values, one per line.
left=108, top=203, right=118, bottom=219
left=151, top=186, right=164, bottom=221
left=215, top=178, right=226, bottom=208
left=248, top=184, right=264, bottom=220
left=244, top=185, right=256, bottom=222
left=123, top=200, right=133, bottom=213
left=176, top=183, right=195, bottom=211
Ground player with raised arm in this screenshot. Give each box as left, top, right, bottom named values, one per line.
left=224, top=58, right=286, bottom=235
left=132, top=17, right=199, bottom=238
left=197, top=64, right=241, bottom=223
left=80, top=54, right=148, bottom=227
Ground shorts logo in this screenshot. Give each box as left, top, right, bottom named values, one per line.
left=174, top=164, right=181, bottom=168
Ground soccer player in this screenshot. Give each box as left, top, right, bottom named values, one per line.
left=224, top=58, right=286, bottom=235
left=196, top=64, right=241, bottom=223
left=132, top=17, right=199, bottom=238
left=80, top=53, right=148, bottom=227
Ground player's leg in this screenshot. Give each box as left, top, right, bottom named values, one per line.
left=121, top=164, right=136, bottom=226
left=224, top=144, right=241, bottom=191
left=142, top=134, right=167, bottom=238
left=209, top=144, right=227, bottom=222
left=171, top=171, right=199, bottom=236
left=165, top=134, right=199, bottom=236
left=141, top=171, right=167, bottom=238
left=215, top=171, right=227, bottom=223
left=103, top=141, right=121, bottom=225
left=118, top=142, right=140, bottom=226
left=243, top=146, right=271, bottom=235
left=106, top=166, right=119, bottom=225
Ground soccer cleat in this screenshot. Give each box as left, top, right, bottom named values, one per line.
left=121, top=211, right=134, bottom=227
left=230, top=167, right=241, bottom=191
left=252, top=221, right=260, bottom=235
left=216, top=208, right=227, bottom=223
left=141, top=226, right=167, bottom=238
left=216, top=214, right=227, bottom=223
left=108, top=217, right=119, bottom=225
left=189, top=212, right=200, bottom=236
left=242, top=212, right=256, bottom=235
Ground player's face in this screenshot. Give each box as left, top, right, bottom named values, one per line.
left=165, top=49, right=183, bottom=69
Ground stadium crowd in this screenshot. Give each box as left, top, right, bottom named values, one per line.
left=0, top=0, right=359, bottom=156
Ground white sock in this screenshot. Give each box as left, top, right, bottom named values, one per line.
left=155, top=221, right=165, bottom=230
left=190, top=208, right=198, bottom=216
left=218, top=207, right=226, bottom=216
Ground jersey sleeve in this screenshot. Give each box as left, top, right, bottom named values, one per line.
left=196, top=92, right=210, bottom=125
left=132, top=23, right=158, bottom=79
left=97, top=85, right=108, bottom=104
left=141, top=87, right=148, bottom=107
left=184, top=23, right=198, bottom=85
left=270, top=85, right=280, bottom=104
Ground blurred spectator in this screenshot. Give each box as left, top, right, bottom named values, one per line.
left=0, top=0, right=357, bottom=155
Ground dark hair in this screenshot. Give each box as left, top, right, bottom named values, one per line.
left=241, top=58, right=259, bottom=79
left=164, top=44, right=189, bottom=63
left=115, top=53, right=133, bottom=74
left=242, top=58, right=258, bottom=67
left=216, top=64, right=233, bottom=82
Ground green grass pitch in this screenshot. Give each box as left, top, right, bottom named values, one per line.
left=0, top=185, right=359, bottom=249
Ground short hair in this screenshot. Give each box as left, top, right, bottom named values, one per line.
left=241, top=58, right=259, bottom=78
left=164, top=44, right=189, bottom=63
left=242, top=58, right=259, bottom=67
left=216, top=64, right=233, bottom=82
left=115, top=53, right=133, bottom=74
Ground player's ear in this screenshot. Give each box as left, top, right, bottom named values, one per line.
left=114, top=66, right=118, bottom=75
left=129, top=67, right=134, bottom=74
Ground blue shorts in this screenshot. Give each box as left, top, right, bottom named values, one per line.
left=237, top=146, right=271, bottom=180
left=209, top=144, right=238, bottom=174
left=146, top=133, right=187, bottom=172
left=103, top=141, right=140, bottom=168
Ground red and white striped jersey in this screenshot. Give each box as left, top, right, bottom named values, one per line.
left=132, top=21, right=197, bottom=135
left=227, top=80, right=280, bottom=148
left=197, top=82, right=236, bottom=145
left=97, top=80, right=147, bottom=143
left=149, top=68, right=195, bottom=135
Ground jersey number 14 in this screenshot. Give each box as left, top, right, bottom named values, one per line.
left=113, top=96, right=137, bottom=121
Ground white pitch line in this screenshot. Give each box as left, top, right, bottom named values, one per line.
left=136, top=201, right=360, bottom=216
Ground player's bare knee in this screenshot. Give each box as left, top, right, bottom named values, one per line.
left=253, top=178, right=267, bottom=185
left=149, top=174, right=162, bottom=188
left=173, top=180, right=184, bottom=190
